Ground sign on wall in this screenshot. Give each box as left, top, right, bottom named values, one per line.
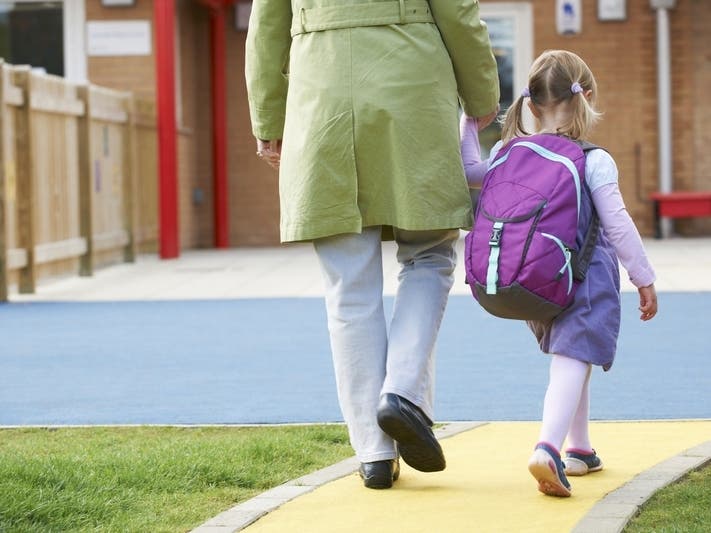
left=598, top=0, right=627, bottom=21
left=86, top=20, right=152, bottom=56
left=556, top=0, right=582, bottom=35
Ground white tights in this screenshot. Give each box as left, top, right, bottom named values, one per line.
left=538, top=354, right=593, bottom=453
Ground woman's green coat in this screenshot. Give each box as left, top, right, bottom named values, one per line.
left=246, top=0, right=500, bottom=242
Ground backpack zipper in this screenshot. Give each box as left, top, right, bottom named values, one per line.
left=541, top=233, right=573, bottom=294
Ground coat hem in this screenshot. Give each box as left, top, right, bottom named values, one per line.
left=280, top=213, right=472, bottom=243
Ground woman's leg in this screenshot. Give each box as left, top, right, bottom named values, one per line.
left=538, top=355, right=592, bottom=451
left=381, top=228, right=459, bottom=421
left=313, top=227, right=396, bottom=462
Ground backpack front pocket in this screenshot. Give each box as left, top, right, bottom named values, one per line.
left=516, top=230, right=577, bottom=309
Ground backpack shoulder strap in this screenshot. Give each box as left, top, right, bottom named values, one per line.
left=578, top=140, right=601, bottom=153
left=573, top=212, right=599, bottom=282
left=572, top=141, right=605, bottom=282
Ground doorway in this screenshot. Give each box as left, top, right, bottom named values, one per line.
left=479, top=2, right=534, bottom=157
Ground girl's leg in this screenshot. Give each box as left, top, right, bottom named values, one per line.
left=566, top=363, right=593, bottom=452
left=562, top=364, right=603, bottom=475
left=381, top=228, right=459, bottom=421
left=538, top=355, right=592, bottom=451
left=313, top=227, right=396, bottom=463
left=529, top=354, right=591, bottom=496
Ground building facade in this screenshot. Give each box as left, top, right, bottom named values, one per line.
left=4, top=0, right=709, bottom=249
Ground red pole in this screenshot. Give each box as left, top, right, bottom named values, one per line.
left=154, top=0, right=180, bottom=258
left=210, top=7, right=230, bottom=248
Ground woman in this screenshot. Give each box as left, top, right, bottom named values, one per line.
left=246, top=0, right=499, bottom=489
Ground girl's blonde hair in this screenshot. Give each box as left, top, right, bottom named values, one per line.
left=500, top=50, right=602, bottom=143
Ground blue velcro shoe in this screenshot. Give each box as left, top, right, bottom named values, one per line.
left=528, top=442, right=571, bottom=497
left=565, top=448, right=604, bottom=476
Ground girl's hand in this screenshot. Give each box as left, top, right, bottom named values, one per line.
left=256, top=139, right=282, bottom=170
left=638, top=284, right=658, bottom=321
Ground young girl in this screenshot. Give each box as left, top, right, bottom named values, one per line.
left=461, top=50, right=658, bottom=497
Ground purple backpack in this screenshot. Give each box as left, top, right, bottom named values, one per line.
left=464, top=134, right=599, bottom=321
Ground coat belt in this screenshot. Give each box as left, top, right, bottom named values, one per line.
left=291, top=0, right=434, bottom=37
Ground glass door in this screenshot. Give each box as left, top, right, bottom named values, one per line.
left=479, top=2, right=534, bottom=157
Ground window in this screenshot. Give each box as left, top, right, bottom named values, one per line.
left=0, top=1, right=64, bottom=75
left=0, top=0, right=86, bottom=81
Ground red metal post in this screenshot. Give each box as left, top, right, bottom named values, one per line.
left=154, top=0, right=180, bottom=258
left=210, top=7, right=230, bottom=248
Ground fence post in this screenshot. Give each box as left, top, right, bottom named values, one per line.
left=123, top=94, right=137, bottom=263
left=12, top=67, right=35, bottom=294
left=0, top=61, right=7, bottom=301
left=77, top=84, right=93, bottom=276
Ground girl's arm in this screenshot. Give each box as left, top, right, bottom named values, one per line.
left=592, top=182, right=656, bottom=289
left=592, top=182, right=658, bottom=321
left=460, top=115, right=489, bottom=187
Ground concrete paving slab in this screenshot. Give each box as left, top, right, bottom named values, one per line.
left=8, top=237, right=711, bottom=302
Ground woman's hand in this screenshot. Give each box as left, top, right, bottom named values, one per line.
left=256, top=139, right=282, bottom=170
left=638, top=284, right=658, bottom=321
left=475, top=104, right=500, bottom=131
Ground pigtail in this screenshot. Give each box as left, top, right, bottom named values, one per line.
left=563, top=86, right=602, bottom=141
left=500, top=94, right=530, bottom=144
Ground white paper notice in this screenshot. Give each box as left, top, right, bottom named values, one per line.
left=86, top=21, right=152, bottom=57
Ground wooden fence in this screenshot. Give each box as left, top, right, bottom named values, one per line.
left=0, top=61, right=158, bottom=301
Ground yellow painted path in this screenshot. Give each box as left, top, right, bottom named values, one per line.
left=243, top=421, right=711, bottom=533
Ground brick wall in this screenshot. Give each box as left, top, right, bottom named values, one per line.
left=85, top=0, right=156, bottom=99
left=228, top=0, right=707, bottom=242
left=86, top=0, right=214, bottom=248
left=692, top=0, right=711, bottom=191
left=87, top=0, right=280, bottom=247
left=86, top=0, right=710, bottom=248
left=226, top=25, right=281, bottom=246
left=176, top=0, right=212, bottom=248
left=512, top=0, right=667, bottom=236
left=687, top=0, right=711, bottom=234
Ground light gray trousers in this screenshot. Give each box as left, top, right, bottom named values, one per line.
left=313, top=227, right=459, bottom=462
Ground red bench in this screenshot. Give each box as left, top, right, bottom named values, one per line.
left=650, top=191, right=711, bottom=238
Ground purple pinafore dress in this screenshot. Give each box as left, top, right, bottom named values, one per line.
left=527, top=155, right=621, bottom=370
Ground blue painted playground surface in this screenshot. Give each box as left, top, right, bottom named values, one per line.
left=1, top=292, right=709, bottom=426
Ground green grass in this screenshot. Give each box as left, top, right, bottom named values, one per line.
left=624, top=462, right=711, bottom=533
left=0, top=425, right=352, bottom=533
left=2, top=425, right=708, bottom=532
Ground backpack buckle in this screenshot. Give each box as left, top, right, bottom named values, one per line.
left=489, top=223, right=503, bottom=246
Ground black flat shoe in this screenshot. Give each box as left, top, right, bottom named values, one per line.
left=376, top=393, right=446, bottom=472
left=359, top=458, right=400, bottom=489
